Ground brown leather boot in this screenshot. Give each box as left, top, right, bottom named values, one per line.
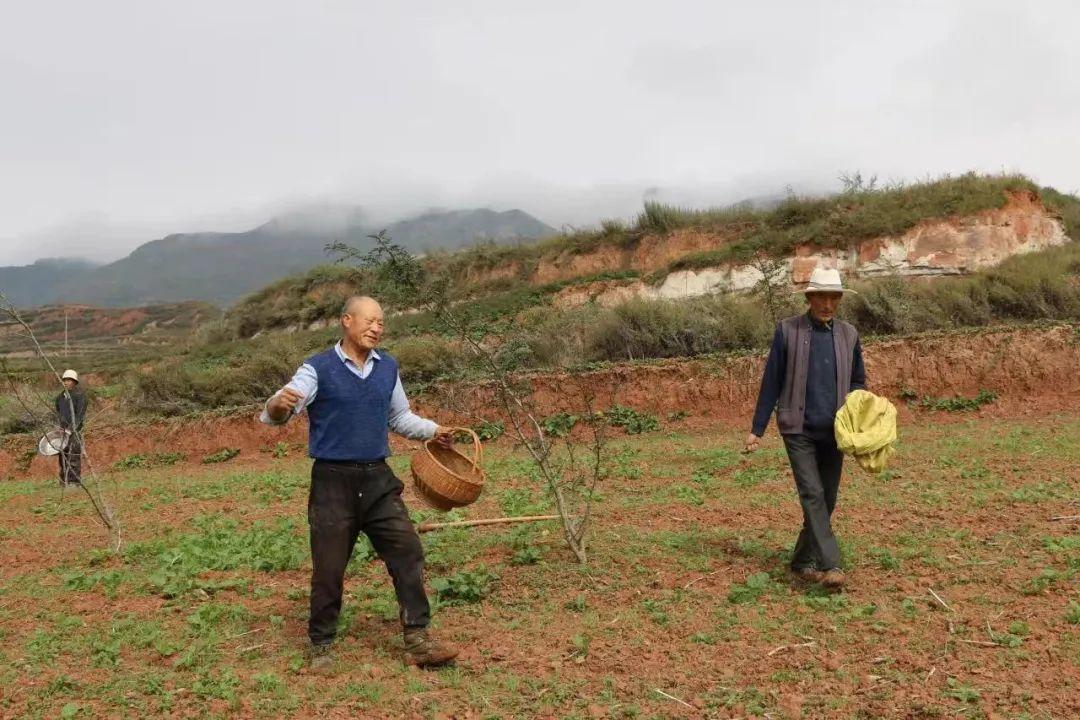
left=404, top=628, right=459, bottom=668
left=306, top=642, right=336, bottom=673
left=821, top=569, right=846, bottom=589
left=790, top=567, right=825, bottom=584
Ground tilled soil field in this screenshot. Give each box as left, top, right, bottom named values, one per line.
left=0, top=406, right=1077, bottom=719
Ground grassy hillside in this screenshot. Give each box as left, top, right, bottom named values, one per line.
left=224, top=173, right=1079, bottom=340
left=120, top=239, right=1080, bottom=419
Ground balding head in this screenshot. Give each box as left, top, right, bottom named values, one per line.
left=340, top=296, right=385, bottom=354
left=341, top=295, right=381, bottom=318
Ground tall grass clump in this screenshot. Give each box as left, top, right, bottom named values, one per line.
left=584, top=296, right=776, bottom=362
left=845, top=242, right=1080, bottom=335
left=125, top=332, right=332, bottom=415
left=1040, top=185, right=1080, bottom=241
left=388, top=335, right=467, bottom=383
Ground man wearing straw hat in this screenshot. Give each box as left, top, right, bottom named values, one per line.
left=56, top=369, right=87, bottom=488
left=261, top=295, right=458, bottom=670
left=745, top=267, right=866, bottom=590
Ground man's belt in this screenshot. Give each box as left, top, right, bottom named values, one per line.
left=313, top=458, right=387, bottom=469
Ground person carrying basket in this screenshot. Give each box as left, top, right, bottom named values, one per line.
left=261, top=296, right=459, bottom=670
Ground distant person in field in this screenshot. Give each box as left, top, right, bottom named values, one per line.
left=745, top=267, right=866, bottom=590
left=261, top=295, right=459, bottom=671
left=56, top=369, right=87, bottom=487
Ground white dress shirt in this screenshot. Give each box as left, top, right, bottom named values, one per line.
left=259, top=342, right=438, bottom=441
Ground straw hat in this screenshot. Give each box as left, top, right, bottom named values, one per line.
left=794, top=267, right=858, bottom=295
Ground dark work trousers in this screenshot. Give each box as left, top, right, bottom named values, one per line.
left=58, top=433, right=83, bottom=486
left=307, top=460, right=430, bottom=646
left=782, top=433, right=844, bottom=571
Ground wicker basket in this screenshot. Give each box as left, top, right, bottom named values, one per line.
left=410, top=427, right=485, bottom=511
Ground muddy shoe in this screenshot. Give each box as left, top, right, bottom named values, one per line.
left=404, top=628, right=459, bottom=668
left=790, top=567, right=825, bottom=584
left=306, top=642, right=335, bottom=673
left=821, top=569, right=846, bottom=590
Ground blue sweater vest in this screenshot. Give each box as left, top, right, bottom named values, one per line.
left=305, top=348, right=399, bottom=461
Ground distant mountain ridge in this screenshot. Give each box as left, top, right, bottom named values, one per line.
left=0, top=207, right=555, bottom=308
left=0, top=258, right=102, bottom=308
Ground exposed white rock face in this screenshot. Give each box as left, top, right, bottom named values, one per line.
left=553, top=192, right=1069, bottom=307
left=654, top=265, right=767, bottom=299
left=791, top=191, right=1068, bottom=283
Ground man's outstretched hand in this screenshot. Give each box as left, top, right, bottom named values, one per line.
left=433, top=426, right=456, bottom=448
left=744, top=433, right=762, bottom=453
left=267, top=387, right=304, bottom=422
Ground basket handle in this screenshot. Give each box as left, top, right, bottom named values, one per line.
left=447, top=426, right=483, bottom=468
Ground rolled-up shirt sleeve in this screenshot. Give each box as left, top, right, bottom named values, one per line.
left=388, top=374, right=438, bottom=440
left=259, top=363, right=318, bottom=425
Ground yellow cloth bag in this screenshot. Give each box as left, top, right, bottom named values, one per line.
left=834, top=389, right=898, bottom=474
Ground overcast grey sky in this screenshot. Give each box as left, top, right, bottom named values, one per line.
left=2, top=0, right=1078, bottom=265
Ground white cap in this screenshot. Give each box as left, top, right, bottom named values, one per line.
left=61, top=369, right=79, bottom=382
left=794, top=267, right=858, bottom=295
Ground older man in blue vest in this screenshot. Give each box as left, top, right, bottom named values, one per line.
left=262, top=295, right=458, bottom=669
left=745, top=268, right=866, bottom=590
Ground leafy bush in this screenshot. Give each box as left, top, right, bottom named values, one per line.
left=920, top=390, right=997, bottom=412
left=155, top=452, right=186, bottom=466
left=674, top=485, right=704, bottom=506
left=202, top=448, right=240, bottom=464
left=498, top=488, right=548, bottom=516
left=430, top=566, right=496, bottom=605
left=472, top=420, right=505, bottom=442
left=727, top=572, right=776, bottom=604
left=508, top=527, right=544, bottom=565
left=114, top=454, right=148, bottom=470
left=473, top=418, right=505, bottom=442
left=641, top=598, right=670, bottom=625
left=127, top=515, right=307, bottom=598
left=510, top=545, right=543, bottom=566
left=605, top=405, right=660, bottom=434
left=868, top=547, right=902, bottom=571
left=114, top=452, right=186, bottom=470
left=541, top=412, right=578, bottom=438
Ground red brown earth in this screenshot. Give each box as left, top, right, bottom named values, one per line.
left=0, top=401, right=1076, bottom=718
